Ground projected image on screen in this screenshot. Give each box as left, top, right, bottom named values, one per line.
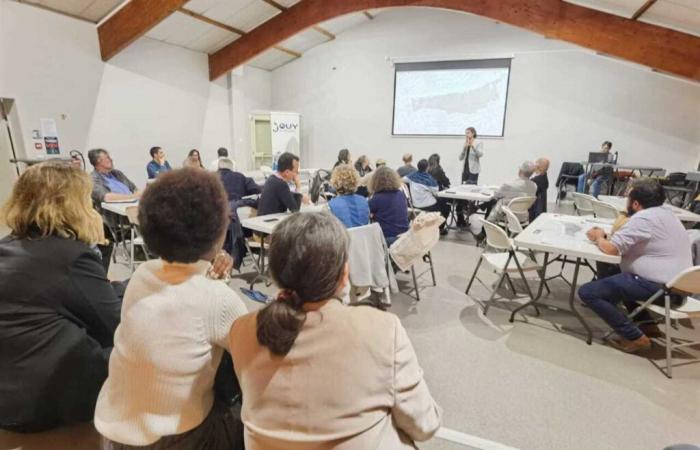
left=392, top=59, right=511, bottom=137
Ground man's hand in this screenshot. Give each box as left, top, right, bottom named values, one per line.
left=586, top=227, right=606, bottom=242
left=293, top=173, right=302, bottom=190
left=208, top=250, right=233, bottom=281
left=302, top=194, right=311, bottom=205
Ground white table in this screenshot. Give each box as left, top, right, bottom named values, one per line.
left=599, top=195, right=700, bottom=224
left=438, top=185, right=497, bottom=230
left=438, top=184, right=497, bottom=202
left=509, top=213, right=619, bottom=344
left=240, top=204, right=325, bottom=287
left=101, top=200, right=138, bottom=216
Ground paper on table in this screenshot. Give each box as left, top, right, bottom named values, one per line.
left=103, top=199, right=138, bottom=204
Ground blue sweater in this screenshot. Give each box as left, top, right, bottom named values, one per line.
left=329, top=194, right=370, bottom=228
left=368, top=190, right=409, bottom=239
left=146, top=160, right=172, bottom=179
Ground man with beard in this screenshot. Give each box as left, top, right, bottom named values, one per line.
left=578, top=178, right=691, bottom=353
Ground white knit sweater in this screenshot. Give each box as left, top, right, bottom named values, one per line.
left=94, top=259, right=247, bottom=446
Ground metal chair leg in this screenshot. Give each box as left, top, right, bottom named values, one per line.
left=665, top=296, right=673, bottom=379
left=428, top=252, right=436, bottom=286
left=129, top=227, right=135, bottom=273
left=504, top=273, right=517, bottom=294
left=465, top=257, right=483, bottom=295
left=484, top=271, right=507, bottom=316
left=411, top=265, right=420, bottom=302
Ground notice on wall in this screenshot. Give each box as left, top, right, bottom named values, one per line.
left=270, top=111, right=300, bottom=156
left=40, top=118, right=60, bottom=155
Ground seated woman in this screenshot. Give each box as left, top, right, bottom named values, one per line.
left=94, top=168, right=247, bottom=449
left=404, top=159, right=450, bottom=235
left=0, top=162, right=123, bottom=432
left=368, top=166, right=409, bottom=246
left=183, top=148, right=204, bottom=169
left=354, top=155, right=373, bottom=197
left=328, top=164, right=370, bottom=228
left=229, top=212, right=441, bottom=449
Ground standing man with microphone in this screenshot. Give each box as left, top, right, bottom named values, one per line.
left=456, top=126, right=484, bottom=227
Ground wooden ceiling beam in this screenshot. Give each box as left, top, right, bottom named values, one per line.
left=631, top=0, right=658, bottom=20
left=260, top=0, right=336, bottom=41
left=209, top=0, right=700, bottom=82
left=98, top=0, right=188, bottom=61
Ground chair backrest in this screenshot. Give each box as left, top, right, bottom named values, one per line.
left=481, top=220, right=512, bottom=251
left=507, top=196, right=536, bottom=213
left=125, top=205, right=139, bottom=225
left=591, top=200, right=619, bottom=219
left=501, top=206, right=523, bottom=235
left=572, top=192, right=595, bottom=215
left=667, top=266, right=700, bottom=294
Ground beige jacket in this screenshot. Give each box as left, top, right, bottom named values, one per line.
left=228, top=300, right=441, bottom=450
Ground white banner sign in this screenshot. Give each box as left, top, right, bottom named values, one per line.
left=270, top=111, right=300, bottom=156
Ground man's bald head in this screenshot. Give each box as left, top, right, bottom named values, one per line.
left=536, top=158, right=550, bottom=173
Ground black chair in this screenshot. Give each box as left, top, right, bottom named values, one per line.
left=555, top=162, right=584, bottom=203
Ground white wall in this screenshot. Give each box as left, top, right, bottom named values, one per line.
left=230, top=66, right=272, bottom=170
left=271, top=8, right=700, bottom=190
left=0, top=0, right=270, bottom=188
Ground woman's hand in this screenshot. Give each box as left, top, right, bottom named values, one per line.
left=208, top=250, right=233, bottom=281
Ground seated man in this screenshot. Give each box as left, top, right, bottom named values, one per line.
left=146, top=146, right=172, bottom=179
left=579, top=178, right=692, bottom=353
left=404, top=159, right=449, bottom=235
left=397, top=153, right=417, bottom=178
left=89, top=148, right=140, bottom=204
left=217, top=158, right=261, bottom=204
left=88, top=148, right=140, bottom=271
left=482, top=161, right=537, bottom=222
left=257, top=152, right=308, bottom=216
left=529, top=157, right=550, bottom=222
left=577, top=141, right=615, bottom=197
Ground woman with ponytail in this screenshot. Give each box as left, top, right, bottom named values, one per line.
left=229, top=212, right=441, bottom=449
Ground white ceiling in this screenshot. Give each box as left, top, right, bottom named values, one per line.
left=17, top=0, right=125, bottom=22
left=564, top=0, right=700, bottom=37
left=142, top=0, right=380, bottom=71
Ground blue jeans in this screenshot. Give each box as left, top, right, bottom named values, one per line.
left=578, top=273, right=661, bottom=340
left=590, top=176, right=605, bottom=198
left=577, top=174, right=587, bottom=193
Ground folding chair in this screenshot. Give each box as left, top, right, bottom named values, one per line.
left=591, top=199, right=619, bottom=219
left=391, top=187, right=437, bottom=302
left=125, top=205, right=152, bottom=273
left=401, top=182, right=422, bottom=221
left=505, top=196, right=536, bottom=225
left=626, top=266, right=700, bottom=378
left=503, top=206, right=551, bottom=295
left=465, top=220, right=542, bottom=315
left=572, top=192, right=596, bottom=216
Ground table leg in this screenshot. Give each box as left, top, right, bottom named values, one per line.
left=569, top=257, right=593, bottom=345
left=509, top=251, right=549, bottom=322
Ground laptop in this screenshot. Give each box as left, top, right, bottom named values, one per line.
left=588, top=152, right=609, bottom=164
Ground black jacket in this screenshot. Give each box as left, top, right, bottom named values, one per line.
left=218, top=169, right=261, bottom=202
left=0, top=235, right=122, bottom=432
left=529, top=173, right=549, bottom=222
left=429, top=166, right=450, bottom=191
left=257, top=175, right=302, bottom=216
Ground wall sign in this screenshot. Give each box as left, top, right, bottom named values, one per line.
left=40, top=118, right=60, bottom=155
left=270, top=111, right=300, bottom=156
